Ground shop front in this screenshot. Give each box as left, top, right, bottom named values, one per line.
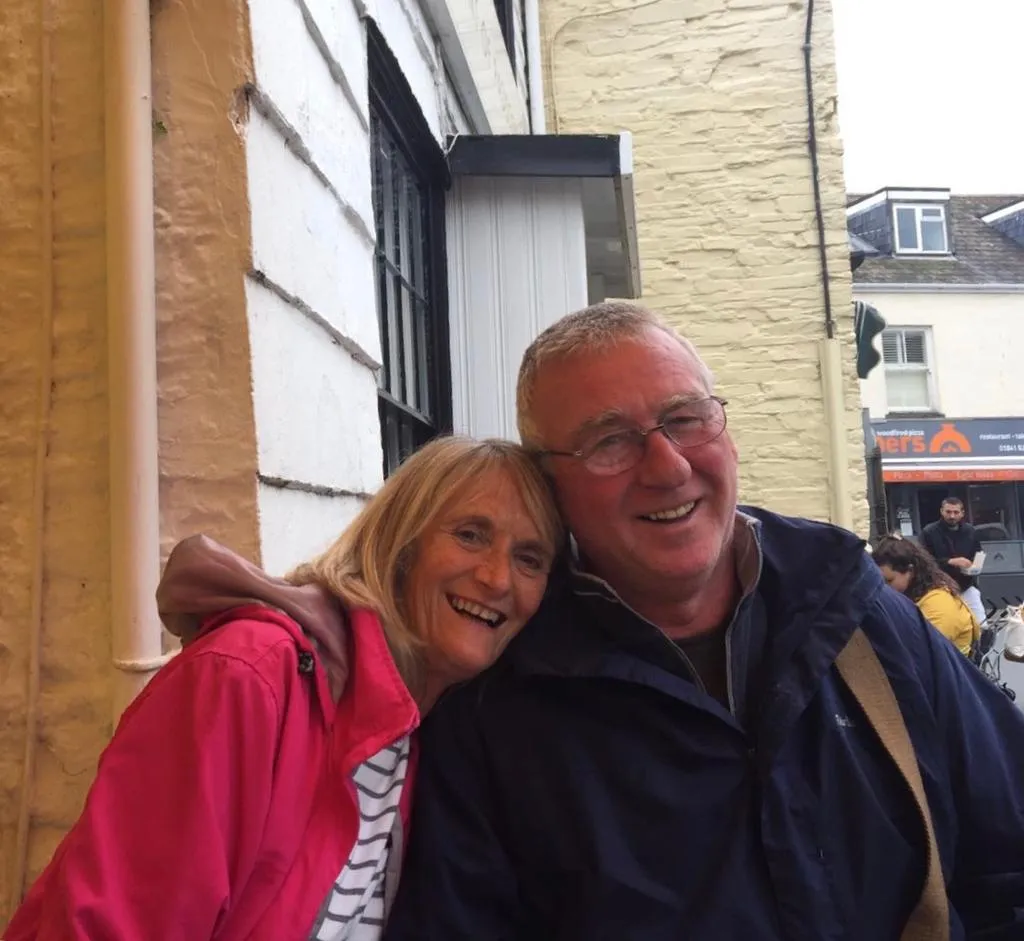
left=870, top=417, right=1024, bottom=541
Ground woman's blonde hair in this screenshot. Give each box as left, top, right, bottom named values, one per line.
left=287, top=436, right=563, bottom=682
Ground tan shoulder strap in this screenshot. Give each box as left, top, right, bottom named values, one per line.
left=834, top=629, right=949, bottom=941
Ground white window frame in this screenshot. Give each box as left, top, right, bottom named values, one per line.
left=892, top=203, right=949, bottom=255
left=881, top=326, right=939, bottom=414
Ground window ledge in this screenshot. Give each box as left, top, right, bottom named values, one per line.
left=885, top=410, right=945, bottom=419
left=892, top=252, right=954, bottom=259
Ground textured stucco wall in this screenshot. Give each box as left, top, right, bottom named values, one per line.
left=152, top=0, right=261, bottom=562
left=0, top=0, right=114, bottom=919
left=0, top=0, right=260, bottom=920
left=541, top=0, right=867, bottom=528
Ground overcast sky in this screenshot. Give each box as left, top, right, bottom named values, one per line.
left=832, top=0, right=1024, bottom=195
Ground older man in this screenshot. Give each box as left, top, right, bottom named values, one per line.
left=385, top=303, right=1024, bottom=940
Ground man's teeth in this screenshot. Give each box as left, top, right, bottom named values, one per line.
left=641, top=502, right=695, bottom=522
left=448, top=596, right=505, bottom=626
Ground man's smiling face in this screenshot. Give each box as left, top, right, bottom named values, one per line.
left=530, top=327, right=739, bottom=598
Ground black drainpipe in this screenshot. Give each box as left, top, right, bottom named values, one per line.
left=803, top=0, right=835, bottom=340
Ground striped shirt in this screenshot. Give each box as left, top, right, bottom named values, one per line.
left=308, top=737, right=410, bottom=941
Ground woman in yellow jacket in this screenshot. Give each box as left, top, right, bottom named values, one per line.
left=873, top=534, right=981, bottom=656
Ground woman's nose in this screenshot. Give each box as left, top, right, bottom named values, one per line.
left=475, top=548, right=512, bottom=594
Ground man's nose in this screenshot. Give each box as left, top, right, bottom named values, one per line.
left=636, top=428, right=693, bottom=486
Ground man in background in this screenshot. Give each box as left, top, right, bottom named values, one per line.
left=920, top=496, right=986, bottom=625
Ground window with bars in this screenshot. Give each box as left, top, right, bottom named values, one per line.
left=369, top=27, right=451, bottom=477
left=893, top=204, right=949, bottom=254
left=882, top=327, right=935, bottom=412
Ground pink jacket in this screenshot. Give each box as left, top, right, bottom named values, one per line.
left=6, top=541, right=420, bottom=940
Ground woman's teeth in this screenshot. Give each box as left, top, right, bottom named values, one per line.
left=448, top=595, right=506, bottom=627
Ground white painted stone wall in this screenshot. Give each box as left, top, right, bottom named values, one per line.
left=858, top=289, right=1024, bottom=420
left=245, top=0, right=529, bottom=573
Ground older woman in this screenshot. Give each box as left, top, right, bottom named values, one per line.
left=873, top=534, right=980, bottom=657
left=7, top=437, right=563, bottom=941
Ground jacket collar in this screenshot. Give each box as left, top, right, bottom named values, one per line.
left=566, top=511, right=763, bottom=604
left=502, top=509, right=879, bottom=730
left=333, top=608, right=420, bottom=772
left=199, top=603, right=419, bottom=771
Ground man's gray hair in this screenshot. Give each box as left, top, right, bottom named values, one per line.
left=516, top=301, right=716, bottom=446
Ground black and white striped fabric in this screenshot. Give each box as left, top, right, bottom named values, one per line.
left=308, top=737, right=410, bottom=941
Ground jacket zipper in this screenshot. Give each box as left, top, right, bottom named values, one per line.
left=575, top=584, right=709, bottom=695
left=575, top=546, right=764, bottom=717
left=724, top=622, right=737, bottom=715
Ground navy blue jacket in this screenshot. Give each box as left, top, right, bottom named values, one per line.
left=386, top=510, right=1024, bottom=940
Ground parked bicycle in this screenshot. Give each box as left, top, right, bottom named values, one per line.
left=976, top=600, right=1022, bottom=701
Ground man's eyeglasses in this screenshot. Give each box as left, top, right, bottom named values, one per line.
left=536, top=396, right=729, bottom=477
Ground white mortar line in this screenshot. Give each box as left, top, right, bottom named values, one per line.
left=247, top=269, right=383, bottom=373
left=258, top=473, right=374, bottom=500
left=246, top=83, right=376, bottom=249
left=292, top=0, right=371, bottom=131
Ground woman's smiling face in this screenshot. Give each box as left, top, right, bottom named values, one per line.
left=403, top=467, right=554, bottom=687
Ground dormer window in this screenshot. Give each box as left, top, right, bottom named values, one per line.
left=893, top=204, right=948, bottom=254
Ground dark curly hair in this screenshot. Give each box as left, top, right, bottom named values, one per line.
left=872, top=535, right=960, bottom=602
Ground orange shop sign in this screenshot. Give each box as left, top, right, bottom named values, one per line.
left=874, top=422, right=974, bottom=456
left=882, top=468, right=1024, bottom=483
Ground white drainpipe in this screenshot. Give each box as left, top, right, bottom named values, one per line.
left=105, top=0, right=173, bottom=722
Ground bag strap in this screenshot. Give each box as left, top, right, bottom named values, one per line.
left=834, top=629, right=949, bottom=941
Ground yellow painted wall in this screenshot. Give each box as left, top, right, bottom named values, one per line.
left=0, top=0, right=259, bottom=921
left=0, top=0, right=115, bottom=919
left=542, top=0, right=867, bottom=528
left=152, top=0, right=261, bottom=560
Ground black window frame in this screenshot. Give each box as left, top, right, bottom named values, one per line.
left=368, top=25, right=452, bottom=478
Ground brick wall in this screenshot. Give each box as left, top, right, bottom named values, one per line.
left=541, top=0, right=867, bottom=528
